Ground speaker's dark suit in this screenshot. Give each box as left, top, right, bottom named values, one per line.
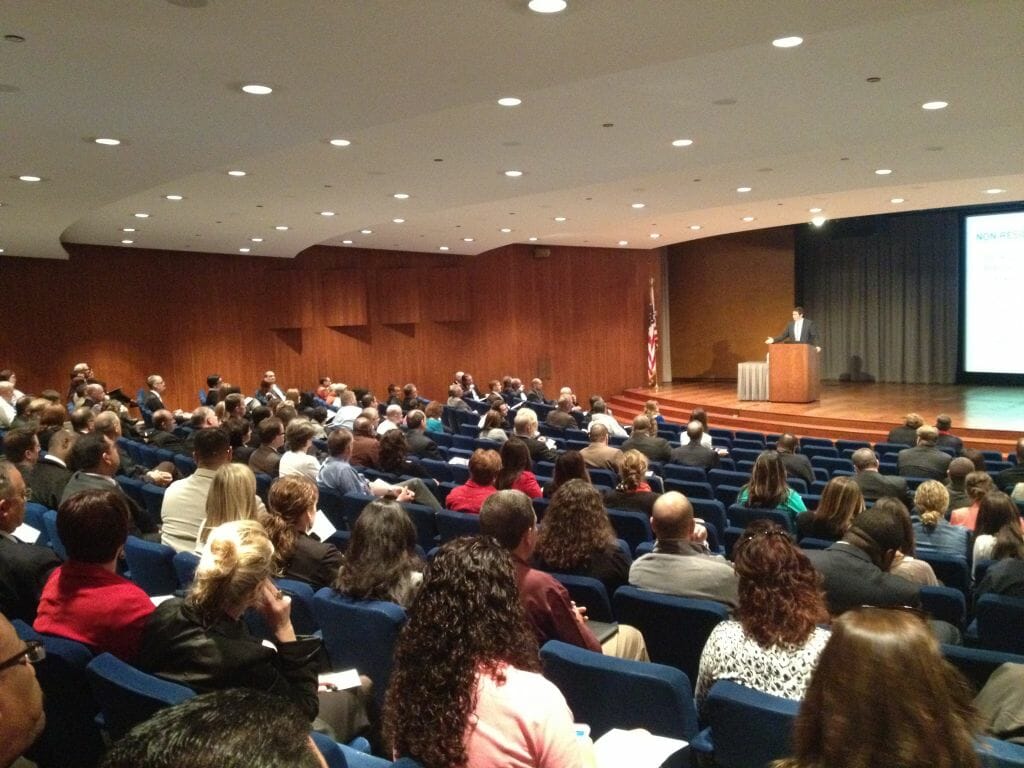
left=0, top=536, right=61, bottom=622
left=772, top=318, right=819, bottom=345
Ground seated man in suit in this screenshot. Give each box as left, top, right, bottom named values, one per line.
left=887, top=412, right=924, bottom=446
left=94, top=411, right=173, bottom=487
left=149, top=409, right=188, bottom=454
left=934, top=414, right=963, bottom=454
left=897, top=425, right=952, bottom=481
left=404, top=410, right=441, bottom=460
left=629, top=491, right=738, bottom=608
left=26, top=429, right=77, bottom=512
left=775, top=433, right=814, bottom=487
left=945, top=456, right=975, bottom=511
left=764, top=306, right=821, bottom=352
left=544, top=395, right=578, bottom=430
left=580, top=423, right=623, bottom=471
left=142, top=374, right=167, bottom=413
left=2, top=428, right=40, bottom=478
left=512, top=408, right=557, bottom=464
left=851, top=448, right=914, bottom=507
left=248, top=417, right=284, bottom=477
left=994, top=438, right=1024, bottom=494
left=480, top=489, right=648, bottom=661
left=0, top=461, right=62, bottom=622
left=669, top=421, right=719, bottom=470
left=621, top=414, right=672, bottom=464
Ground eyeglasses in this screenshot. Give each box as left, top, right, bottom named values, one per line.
left=0, top=640, right=45, bottom=672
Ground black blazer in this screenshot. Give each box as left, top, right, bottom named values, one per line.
left=853, top=470, right=914, bottom=508
left=0, top=536, right=62, bottom=622
left=669, top=443, right=719, bottom=471
left=897, top=445, right=951, bottom=481
left=804, top=543, right=919, bottom=615
left=405, top=429, right=442, bottom=461
left=621, top=434, right=672, bottom=464
left=773, top=318, right=818, bottom=345
left=779, top=452, right=814, bottom=487
left=281, top=534, right=344, bottom=592
left=26, top=459, right=72, bottom=512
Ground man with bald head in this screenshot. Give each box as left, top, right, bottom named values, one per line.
left=669, top=420, right=719, bottom=470
left=945, top=456, right=976, bottom=510
left=149, top=409, right=187, bottom=454
left=897, top=425, right=952, bottom=480
left=851, top=447, right=914, bottom=508
left=628, top=491, right=738, bottom=608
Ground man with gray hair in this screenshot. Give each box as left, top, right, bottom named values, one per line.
left=587, top=398, right=627, bottom=438
left=897, top=425, right=952, bottom=480
left=513, top=408, right=556, bottom=463
left=622, top=414, right=671, bottom=463
left=376, top=404, right=404, bottom=436
left=851, top=447, right=913, bottom=507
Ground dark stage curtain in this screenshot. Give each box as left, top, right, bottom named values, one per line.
left=795, top=210, right=959, bottom=384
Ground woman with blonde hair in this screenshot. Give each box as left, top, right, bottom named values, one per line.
left=603, top=449, right=660, bottom=515
left=912, top=480, right=970, bottom=558
left=196, top=463, right=260, bottom=550
left=261, top=475, right=343, bottom=590
left=795, top=476, right=863, bottom=542
left=644, top=399, right=666, bottom=427
left=774, top=607, right=979, bottom=768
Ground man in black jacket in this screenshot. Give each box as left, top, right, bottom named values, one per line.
left=775, top=433, right=813, bottom=487
left=851, top=448, right=914, bottom=508
left=897, top=426, right=952, bottom=481
left=404, top=410, right=441, bottom=460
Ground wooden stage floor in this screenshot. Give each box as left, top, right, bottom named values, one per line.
left=609, top=381, right=1024, bottom=452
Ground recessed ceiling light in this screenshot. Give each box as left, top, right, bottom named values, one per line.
left=393, top=193, right=410, bottom=199
left=631, top=202, right=645, bottom=209
left=742, top=216, right=756, bottom=222
left=319, top=211, right=335, bottom=216
left=811, top=215, right=827, bottom=227
left=439, top=245, right=450, bottom=251
left=497, top=97, right=522, bottom=107
left=737, top=186, right=752, bottom=193
left=164, top=194, right=183, bottom=201
left=649, top=233, right=661, bottom=240
left=504, top=170, right=523, bottom=177
left=251, top=237, right=263, bottom=242
left=393, top=218, right=405, bottom=224
left=618, top=240, right=628, bottom=246
left=689, top=225, right=702, bottom=231
left=528, top=0, right=567, bottom=13
left=361, top=229, right=373, bottom=234
left=500, top=227, right=512, bottom=233
left=463, top=237, right=475, bottom=242
left=18, top=175, right=41, bottom=182
left=554, top=216, right=567, bottom=222
left=342, top=239, right=353, bottom=244
left=275, top=225, right=289, bottom=231
left=329, top=138, right=351, bottom=147
left=772, top=36, right=803, bottom=48
left=227, top=170, right=246, bottom=177
left=875, top=168, right=893, bottom=175
left=671, top=139, right=693, bottom=147
left=241, top=84, right=273, bottom=95
left=134, top=212, right=150, bottom=218
left=921, top=101, right=948, bottom=110
left=890, top=197, right=905, bottom=204
left=239, top=247, right=251, bottom=253
left=984, top=188, right=1005, bottom=194
left=0, top=249, right=4, bottom=254
left=121, top=239, right=133, bottom=244
left=808, top=207, right=822, bottom=213
left=122, top=227, right=136, bottom=233
left=528, top=236, right=538, bottom=241
left=94, top=137, right=121, bottom=146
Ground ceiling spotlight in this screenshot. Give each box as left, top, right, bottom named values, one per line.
left=554, top=216, right=567, bottom=222
left=241, top=84, right=273, bottom=95
left=984, top=188, right=1005, bottom=194
left=618, top=240, right=628, bottom=246
left=122, top=227, right=136, bottom=233
left=164, top=194, right=183, bottom=201
left=497, top=97, right=522, bottom=107
left=463, top=237, right=475, bottom=242
left=808, top=207, right=822, bottom=213
left=742, top=216, right=756, bottom=222
left=890, top=197, right=905, bottom=204
left=649, top=233, right=661, bottom=240
left=319, top=211, right=335, bottom=217
left=671, top=139, right=693, bottom=147
left=528, top=0, right=567, bottom=13
left=737, top=186, right=752, bottom=193
left=329, top=138, right=351, bottom=147
left=528, top=236, right=538, bottom=241
left=0, top=249, right=4, bottom=254
left=275, top=225, right=289, bottom=231
left=393, top=218, right=405, bottom=224
left=18, top=175, right=41, bottom=182
left=251, top=237, right=263, bottom=242
left=875, top=168, right=893, bottom=175
left=439, top=245, right=450, bottom=251
left=504, top=170, right=523, bottom=177
left=360, top=229, right=373, bottom=234
left=500, top=227, right=512, bottom=233
left=227, top=170, right=246, bottom=177
left=921, top=101, right=948, bottom=110
left=239, top=247, right=251, bottom=253
left=811, top=215, right=827, bottom=227
left=689, top=225, right=702, bottom=231
left=393, top=193, right=410, bottom=199
left=134, top=212, right=150, bottom=218
left=631, top=202, right=645, bottom=209
left=94, top=137, right=121, bottom=146
left=772, top=36, right=803, bottom=48
left=342, top=239, right=353, bottom=244
left=121, top=239, right=134, bottom=245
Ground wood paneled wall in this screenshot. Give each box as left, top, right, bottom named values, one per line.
left=667, top=227, right=795, bottom=380
left=0, top=242, right=662, bottom=410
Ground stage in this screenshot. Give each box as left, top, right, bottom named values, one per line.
left=607, top=381, right=1024, bottom=453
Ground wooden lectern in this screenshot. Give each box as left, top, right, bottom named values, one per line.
left=769, top=345, right=820, bottom=403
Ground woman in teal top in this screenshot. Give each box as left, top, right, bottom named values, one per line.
left=737, top=451, right=807, bottom=521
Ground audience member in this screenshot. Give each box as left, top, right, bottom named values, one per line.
left=587, top=399, right=627, bottom=438
left=423, top=400, right=445, bottom=433
left=622, top=414, right=672, bottom=463
left=643, top=399, right=666, bottom=426
left=26, top=428, right=77, bottom=511
left=378, top=429, right=429, bottom=478
left=0, top=383, right=16, bottom=429
left=328, top=389, right=362, bottom=432
left=669, top=420, right=719, bottom=470
left=69, top=406, right=95, bottom=434
left=261, top=476, right=342, bottom=590
left=604, top=449, right=660, bottom=515
left=695, top=521, right=829, bottom=712
left=994, top=438, right=1024, bottom=494
left=196, top=463, right=260, bottom=551
left=542, top=450, right=590, bottom=498
left=680, top=408, right=714, bottom=448
left=278, top=420, right=320, bottom=481
left=912, top=480, right=970, bottom=558
left=446, top=384, right=471, bottom=412
left=525, top=377, right=551, bottom=405
left=579, top=423, right=623, bottom=471
left=512, top=408, right=557, bottom=463
left=2, top=428, right=39, bottom=474
left=224, top=416, right=255, bottom=465
left=935, top=414, right=964, bottom=454
left=961, top=447, right=987, bottom=472
left=795, top=475, right=864, bottom=542
left=446, top=448, right=501, bottom=514
left=887, top=412, right=924, bottom=446
left=876, top=497, right=938, bottom=586
left=545, top=395, right=578, bottom=430
left=971, top=490, right=1023, bottom=568
left=480, top=409, right=509, bottom=444
left=945, top=456, right=975, bottom=511
left=334, top=498, right=423, bottom=608
left=0, top=613, right=45, bottom=768
left=33, top=489, right=154, bottom=661
left=404, top=409, right=442, bottom=459
left=897, top=425, right=952, bottom=481
left=629, top=490, right=738, bottom=607
left=496, top=439, right=543, bottom=499
left=974, top=522, right=1024, bottom=600
left=349, top=416, right=380, bottom=469
left=384, top=536, right=588, bottom=768
left=737, top=451, right=807, bottom=521
left=532, top=479, right=630, bottom=595
left=774, top=434, right=814, bottom=487
left=949, top=471, right=996, bottom=530
left=774, top=607, right=978, bottom=768
left=376, top=404, right=403, bottom=436
left=149, top=409, right=187, bottom=454
left=95, top=410, right=173, bottom=487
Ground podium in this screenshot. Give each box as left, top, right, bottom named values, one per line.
left=769, top=344, right=820, bottom=403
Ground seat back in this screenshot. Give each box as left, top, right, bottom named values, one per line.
left=707, top=469, right=751, bottom=490
left=549, top=574, right=614, bottom=623
left=402, top=502, right=438, bottom=552
left=24, top=501, right=51, bottom=546
left=172, top=454, right=197, bottom=477
left=172, top=550, right=200, bottom=589
left=611, top=587, right=729, bottom=683
left=140, top=483, right=166, bottom=524
left=727, top=505, right=795, bottom=535
left=341, top=492, right=377, bottom=529
left=540, top=640, right=698, bottom=741
left=587, top=468, right=617, bottom=489
left=86, top=652, right=195, bottom=740
left=606, top=508, right=653, bottom=552
left=247, top=578, right=319, bottom=638
left=316, top=485, right=349, bottom=530
left=941, top=644, right=1024, bottom=693
left=702, top=680, right=799, bottom=768
left=917, top=550, right=970, bottom=596
left=13, top=621, right=105, bottom=768
left=115, top=475, right=147, bottom=510
left=976, top=594, right=1024, bottom=654
left=919, top=585, right=966, bottom=629
left=436, top=509, right=481, bottom=542
left=123, top=535, right=179, bottom=596
left=43, top=508, right=67, bottom=559
left=313, top=589, right=407, bottom=706
left=663, top=463, right=708, bottom=482
left=690, top=498, right=728, bottom=537
left=665, top=478, right=714, bottom=500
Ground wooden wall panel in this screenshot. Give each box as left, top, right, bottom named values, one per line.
left=0, top=241, right=665, bottom=409
left=667, top=227, right=795, bottom=380
left=376, top=269, right=420, bottom=325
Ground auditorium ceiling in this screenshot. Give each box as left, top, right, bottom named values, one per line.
left=1, top=0, right=1021, bottom=260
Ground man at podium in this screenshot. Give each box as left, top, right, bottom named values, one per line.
left=765, top=306, right=821, bottom=352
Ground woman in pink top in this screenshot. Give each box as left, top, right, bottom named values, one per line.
left=384, top=537, right=586, bottom=768
left=445, top=448, right=501, bottom=514
left=949, top=471, right=995, bottom=530
left=497, top=438, right=543, bottom=499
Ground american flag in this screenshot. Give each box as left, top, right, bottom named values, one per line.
left=646, top=279, right=658, bottom=387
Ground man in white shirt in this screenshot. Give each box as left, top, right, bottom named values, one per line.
left=376, top=404, right=404, bottom=436
left=0, top=383, right=16, bottom=429
left=586, top=399, right=627, bottom=438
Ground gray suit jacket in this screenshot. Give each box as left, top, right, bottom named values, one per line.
left=805, top=542, right=920, bottom=615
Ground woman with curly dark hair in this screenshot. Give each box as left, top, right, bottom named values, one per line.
left=496, top=438, right=542, bottom=499
left=378, top=429, right=429, bottom=479
left=695, top=521, right=829, bottom=712
left=773, top=607, right=979, bottom=768
left=334, top=498, right=423, bottom=607
left=531, top=479, right=628, bottom=595
left=384, top=536, right=586, bottom=768
left=542, top=450, right=590, bottom=498
left=738, top=451, right=807, bottom=521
